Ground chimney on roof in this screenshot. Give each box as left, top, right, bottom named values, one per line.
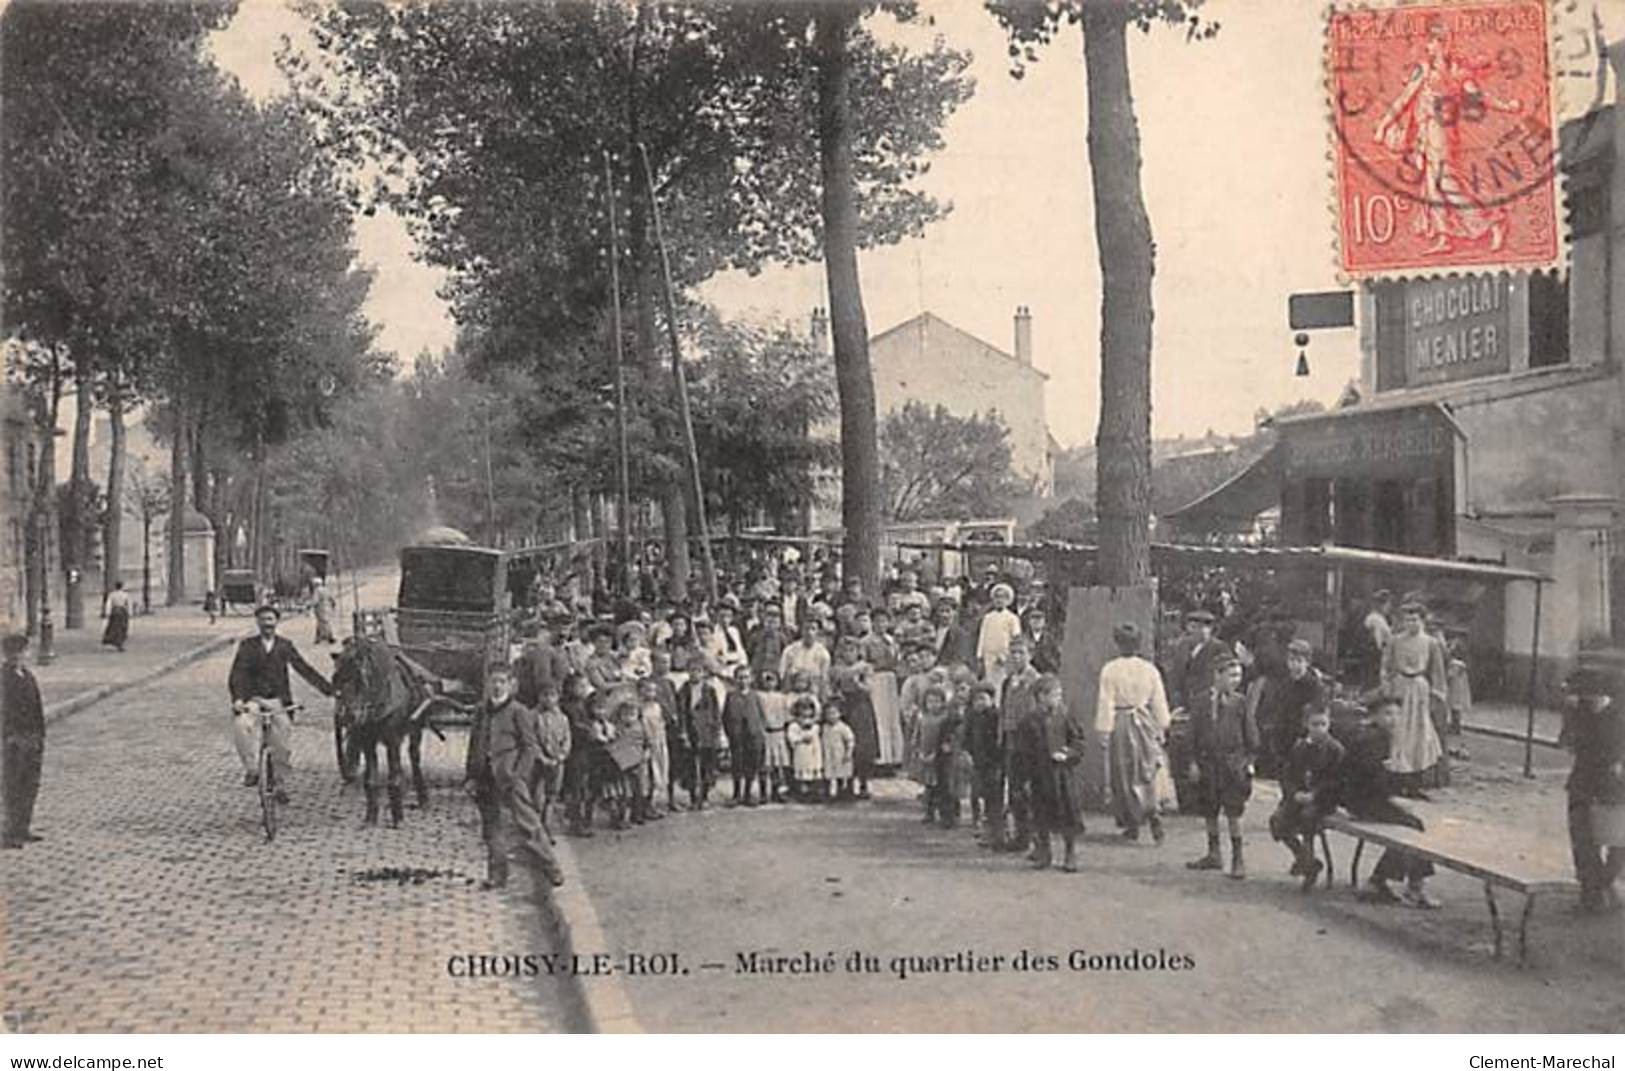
left=1014, top=305, right=1033, bottom=365
left=810, top=307, right=831, bottom=357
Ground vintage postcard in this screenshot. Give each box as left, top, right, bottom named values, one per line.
left=2, top=0, right=1622, bottom=1046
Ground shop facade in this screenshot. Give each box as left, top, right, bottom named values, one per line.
left=1269, top=94, right=1625, bottom=694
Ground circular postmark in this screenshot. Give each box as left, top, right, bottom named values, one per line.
left=1331, top=3, right=1606, bottom=210
left=1327, top=1, right=1607, bottom=269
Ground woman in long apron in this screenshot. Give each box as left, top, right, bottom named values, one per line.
left=1380, top=601, right=1445, bottom=796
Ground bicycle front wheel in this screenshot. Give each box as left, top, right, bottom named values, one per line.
left=259, top=744, right=277, bottom=842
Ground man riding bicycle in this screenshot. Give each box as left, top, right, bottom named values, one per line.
left=228, top=604, right=333, bottom=802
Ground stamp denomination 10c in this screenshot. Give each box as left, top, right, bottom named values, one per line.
left=1328, top=1, right=1561, bottom=278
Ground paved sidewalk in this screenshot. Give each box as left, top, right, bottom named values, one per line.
left=27, top=569, right=397, bottom=717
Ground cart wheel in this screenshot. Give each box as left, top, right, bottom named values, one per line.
left=335, top=718, right=358, bottom=783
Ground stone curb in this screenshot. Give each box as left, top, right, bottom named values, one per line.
left=43, top=631, right=243, bottom=725
left=532, top=836, right=643, bottom=1034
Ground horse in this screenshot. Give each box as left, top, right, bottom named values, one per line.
left=331, top=636, right=436, bottom=827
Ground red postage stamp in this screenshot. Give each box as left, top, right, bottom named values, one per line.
left=1327, top=1, right=1561, bottom=277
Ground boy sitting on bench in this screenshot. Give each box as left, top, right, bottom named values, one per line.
left=1270, top=705, right=1344, bottom=890
left=1332, top=694, right=1440, bottom=909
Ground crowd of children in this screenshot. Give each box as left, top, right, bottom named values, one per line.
left=466, top=556, right=1620, bottom=914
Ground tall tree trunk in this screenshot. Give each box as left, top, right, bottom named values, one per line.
left=27, top=362, right=63, bottom=634
left=815, top=4, right=881, bottom=597
left=1084, top=2, right=1154, bottom=588
left=141, top=513, right=152, bottom=614
left=590, top=493, right=608, bottom=591
left=103, top=390, right=126, bottom=604
left=63, top=363, right=92, bottom=628
left=571, top=488, right=594, bottom=594
left=166, top=395, right=187, bottom=606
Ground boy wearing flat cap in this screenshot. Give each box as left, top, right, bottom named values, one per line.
left=1186, top=651, right=1258, bottom=879
left=1165, top=609, right=1228, bottom=717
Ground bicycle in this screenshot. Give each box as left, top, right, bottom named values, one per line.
left=237, top=699, right=305, bottom=841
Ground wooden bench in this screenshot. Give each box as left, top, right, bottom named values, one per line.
left=1319, top=806, right=1580, bottom=966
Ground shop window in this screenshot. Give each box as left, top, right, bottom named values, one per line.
left=1373, top=479, right=1407, bottom=553
left=1303, top=478, right=1333, bottom=545
left=1528, top=271, right=1570, bottom=368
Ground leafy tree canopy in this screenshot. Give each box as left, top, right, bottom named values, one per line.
left=880, top=401, right=1028, bottom=523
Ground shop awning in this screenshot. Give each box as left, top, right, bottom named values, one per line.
left=1161, top=443, right=1282, bottom=526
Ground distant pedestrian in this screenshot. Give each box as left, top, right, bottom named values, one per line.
left=2, top=632, right=45, bottom=849
left=101, top=581, right=132, bottom=652
left=312, top=579, right=336, bottom=645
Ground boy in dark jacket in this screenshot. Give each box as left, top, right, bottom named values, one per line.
left=469, top=664, right=564, bottom=890
left=681, top=668, right=725, bottom=810
left=1332, top=695, right=1439, bottom=909
left=965, top=682, right=1001, bottom=841
left=1186, top=653, right=1258, bottom=879
left=1269, top=705, right=1344, bottom=888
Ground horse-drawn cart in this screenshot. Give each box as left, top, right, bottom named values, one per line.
left=219, top=569, right=260, bottom=614
left=332, top=533, right=585, bottom=791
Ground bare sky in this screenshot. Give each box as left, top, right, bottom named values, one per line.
left=209, top=0, right=1614, bottom=447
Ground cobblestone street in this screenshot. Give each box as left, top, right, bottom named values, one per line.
left=2, top=641, right=578, bottom=1033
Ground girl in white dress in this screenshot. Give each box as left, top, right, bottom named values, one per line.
left=787, top=697, right=825, bottom=801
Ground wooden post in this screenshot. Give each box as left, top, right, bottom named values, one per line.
left=638, top=142, right=717, bottom=604
left=1523, top=579, right=1543, bottom=779
left=1324, top=562, right=1344, bottom=690
left=603, top=150, right=633, bottom=597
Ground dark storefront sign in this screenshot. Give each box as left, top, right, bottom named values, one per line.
left=1279, top=404, right=1458, bottom=558
left=1282, top=403, right=1457, bottom=480
left=1374, top=273, right=1513, bottom=391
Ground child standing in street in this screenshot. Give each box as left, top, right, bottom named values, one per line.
left=607, top=700, right=650, bottom=829
left=758, top=670, right=793, bottom=803
left=637, top=677, right=669, bottom=819
left=788, top=696, right=824, bottom=801
left=965, top=681, right=1001, bottom=840
left=822, top=704, right=857, bottom=801
left=916, top=686, right=954, bottom=825
left=1186, top=653, right=1258, bottom=880
left=587, top=692, right=621, bottom=830
left=533, top=683, right=573, bottom=844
